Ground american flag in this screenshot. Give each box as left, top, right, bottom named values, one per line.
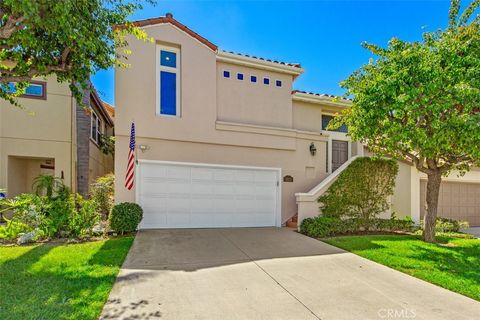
left=124, top=122, right=136, bottom=190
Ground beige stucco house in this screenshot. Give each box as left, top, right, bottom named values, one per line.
left=0, top=77, right=114, bottom=199
left=115, top=14, right=480, bottom=228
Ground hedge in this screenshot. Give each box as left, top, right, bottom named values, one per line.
left=300, top=216, right=415, bottom=238
left=318, top=157, right=398, bottom=220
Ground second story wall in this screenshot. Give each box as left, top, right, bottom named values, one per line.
left=0, top=77, right=73, bottom=143
left=292, top=100, right=322, bottom=132
left=216, top=61, right=294, bottom=128
left=116, top=23, right=218, bottom=141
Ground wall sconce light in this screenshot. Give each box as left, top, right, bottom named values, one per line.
left=138, top=145, right=150, bottom=152
left=309, top=142, right=317, bottom=156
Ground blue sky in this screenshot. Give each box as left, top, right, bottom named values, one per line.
left=92, top=0, right=453, bottom=105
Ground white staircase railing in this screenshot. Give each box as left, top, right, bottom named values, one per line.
left=295, top=155, right=360, bottom=228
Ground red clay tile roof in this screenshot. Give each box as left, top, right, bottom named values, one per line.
left=221, top=50, right=302, bottom=69
left=121, top=14, right=302, bottom=70
left=102, top=101, right=115, bottom=118
left=125, top=13, right=217, bottom=52
left=292, top=90, right=352, bottom=101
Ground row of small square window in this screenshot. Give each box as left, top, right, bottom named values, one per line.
left=223, top=71, right=282, bottom=87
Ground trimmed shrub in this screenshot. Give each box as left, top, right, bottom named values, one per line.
left=300, top=215, right=414, bottom=238
left=109, top=202, right=143, bottom=234
left=300, top=217, right=340, bottom=238
left=319, top=157, right=398, bottom=221
left=67, top=195, right=99, bottom=237
left=90, top=173, right=114, bottom=220
left=420, top=217, right=469, bottom=233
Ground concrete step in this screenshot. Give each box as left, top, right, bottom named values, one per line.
left=286, top=214, right=298, bottom=228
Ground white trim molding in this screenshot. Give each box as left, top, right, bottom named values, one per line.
left=217, top=51, right=304, bottom=78
left=156, top=44, right=181, bottom=117
left=292, top=91, right=351, bottom=108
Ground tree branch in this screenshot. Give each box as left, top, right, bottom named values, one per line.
left=0, top=15, right=25, bottom=39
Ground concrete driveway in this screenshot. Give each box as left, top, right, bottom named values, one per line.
left=462, top=227, right=480, bottom=238
left=101, top=228, right=480, bottom=320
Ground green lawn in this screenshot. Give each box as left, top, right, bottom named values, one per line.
left=0, top=237, right=134, bottom=320
left=325, top=234, right=480, bottom=301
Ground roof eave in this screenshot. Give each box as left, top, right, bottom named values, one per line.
left=116, top=16, right=218, bottom=52
left=292, top=92, right=351, bottom=108
left=217, top=51, right=304, bottom=77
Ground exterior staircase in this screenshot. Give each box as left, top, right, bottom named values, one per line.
left=295, top=155, right=360, bottom=229
left=286, top=214, right=298, bottom=228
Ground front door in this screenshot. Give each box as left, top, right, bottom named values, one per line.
left=332, top=140, right=348, bottom=171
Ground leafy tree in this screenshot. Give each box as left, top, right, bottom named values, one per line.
left=334, top=0, right=480, bottom=242
left=0, top=0, right=151, bottom=107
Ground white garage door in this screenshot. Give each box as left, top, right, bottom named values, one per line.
left=137, top=161, right=280, bottom=229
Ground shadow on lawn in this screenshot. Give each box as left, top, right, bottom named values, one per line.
left=0, top=238, right=137, bottom=320
left=331, top=234, right=480, bottom=301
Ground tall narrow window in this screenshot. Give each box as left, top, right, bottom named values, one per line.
left=90, top=111, right=102, bottom=144
left=157, top=45, right=180, bottom=116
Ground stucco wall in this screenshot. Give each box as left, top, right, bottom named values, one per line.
left=217, top=61, right=293, bottom=128
left=292, top=101, right=322, bottom=132
left=115, top=22, right=350, bottom=223
left=0, top=77, right=74, bottom=194
left=391, top=161, right=413, bottom=218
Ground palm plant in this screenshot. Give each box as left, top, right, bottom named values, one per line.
left=32, top=175, right=64, bottom=198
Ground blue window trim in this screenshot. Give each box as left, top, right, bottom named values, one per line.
left=237, top=73, right=244, bottom=80
left=250, top=75, right=257, bottom=83
left=223, top=70, right=230, bottom=78
left=263, top=77, right=270, bottom=85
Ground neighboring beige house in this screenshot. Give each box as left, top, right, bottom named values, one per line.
left=115, top=13, right=480, bottom=228
left=0, top=77, right=114, bottom=198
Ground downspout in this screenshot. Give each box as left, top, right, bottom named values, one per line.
left=71, top=92, right=76, bottom=193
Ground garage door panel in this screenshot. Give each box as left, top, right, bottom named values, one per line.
left=236, top=170, right=255, bottom=181
left=420, top=180, right=480, bottom=227
left=138, top=162, right=279, bottom=229
left=213, top=183, right=236, bottom=195
left=141, top=213, right=167, bottom=228
left=191, top=167, right=213, bottom=180
left=142, top=164, right=167, bottom=178
left=255, top=170, right=277, bottom=181
left=213, top=169, right=236, bottom=181
left=165, top=212, right=190, bottom=227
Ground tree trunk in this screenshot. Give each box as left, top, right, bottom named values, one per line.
left=422, top=170, right=442, bottom=243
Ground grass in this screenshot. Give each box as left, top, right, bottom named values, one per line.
left=0, top=237, right=134, bottom=320
left=324, top=234, right=480, bottom=301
